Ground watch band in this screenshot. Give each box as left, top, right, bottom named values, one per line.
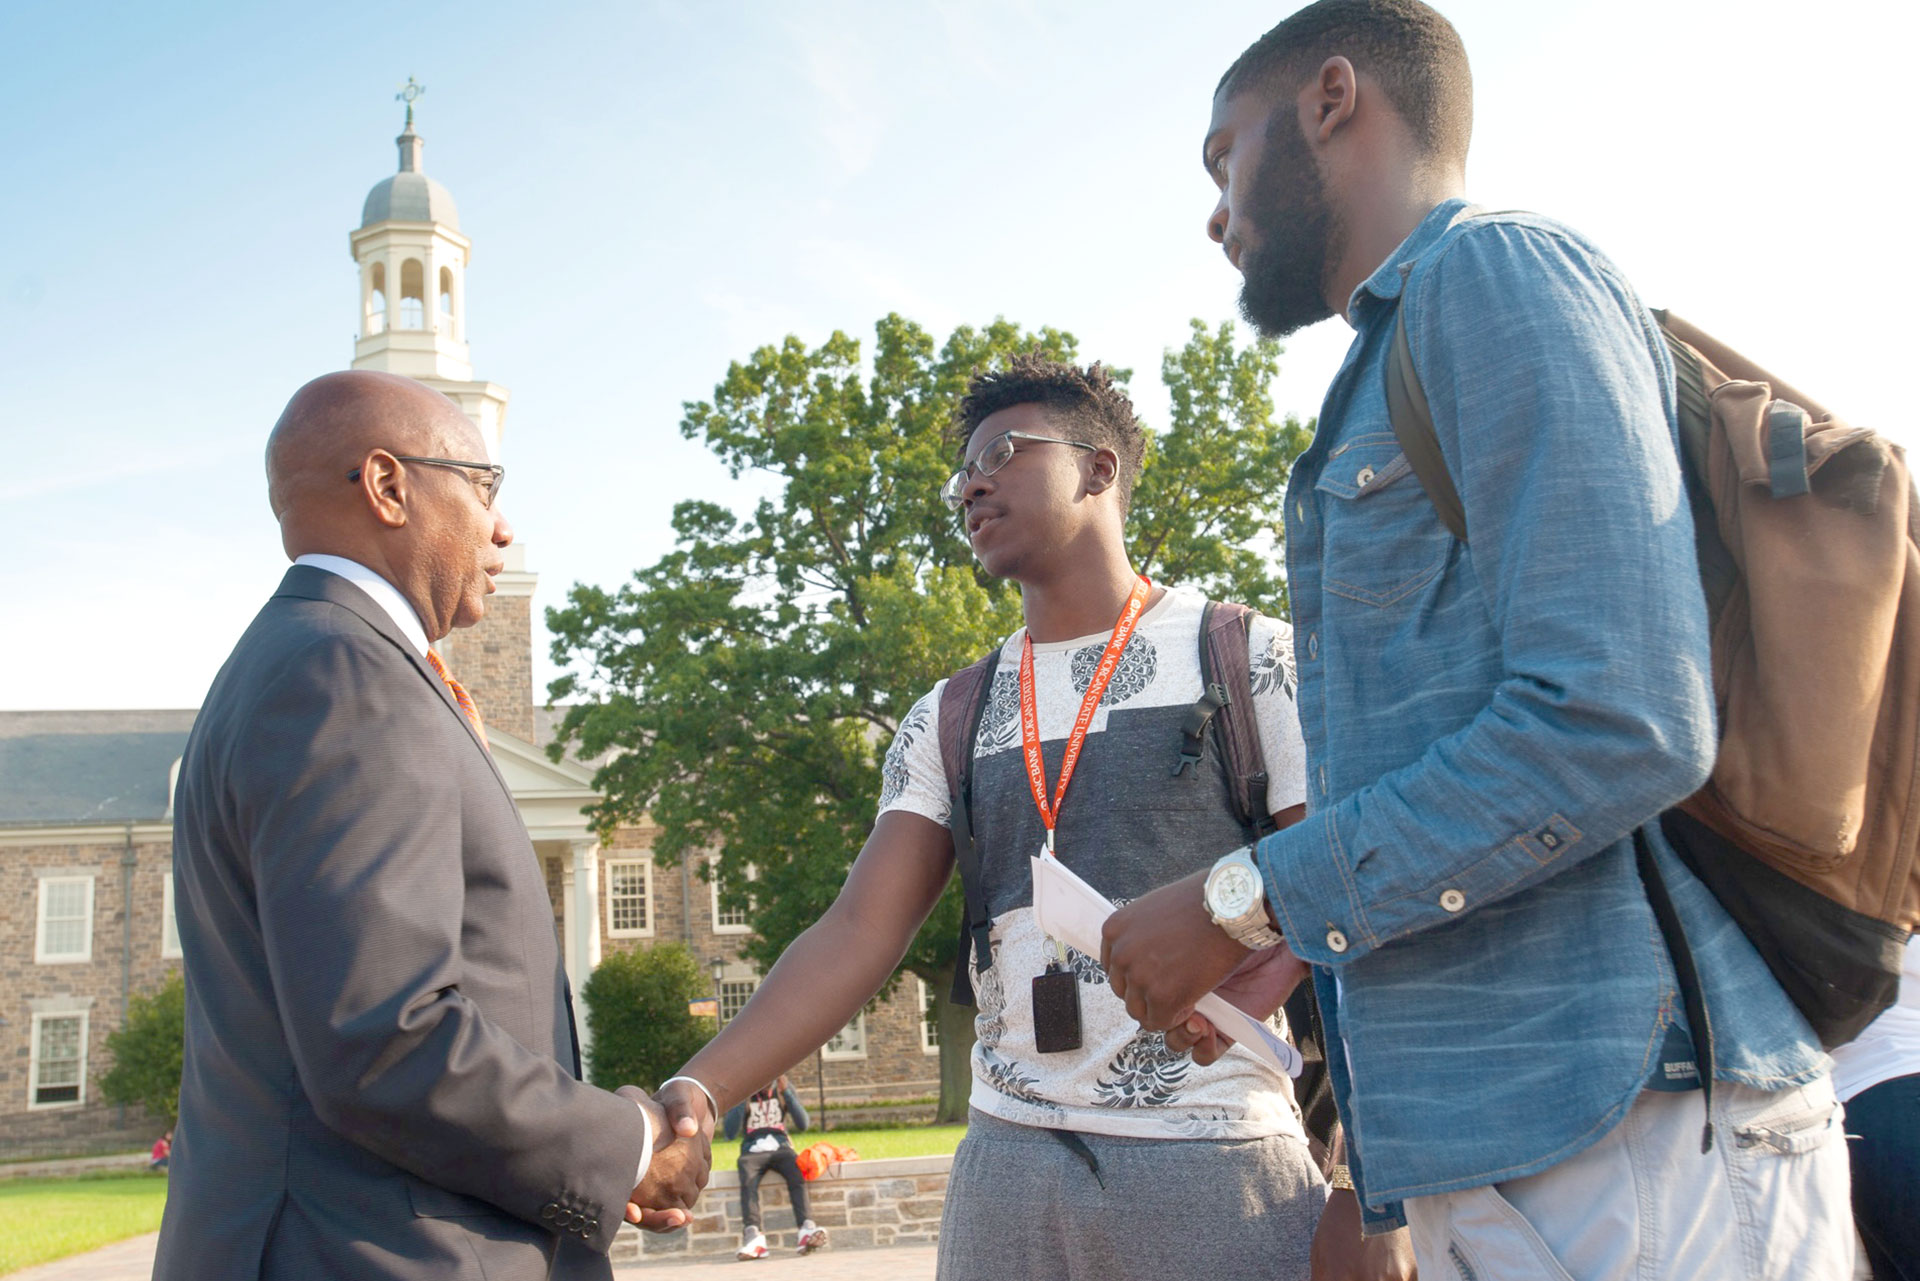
left=1328, top=1163, right=1355, bottom=1191
left=1224, top=912, right=1283, bottom=950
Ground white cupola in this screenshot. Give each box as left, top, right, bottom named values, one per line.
left=348, top=80, right=508, bottom=455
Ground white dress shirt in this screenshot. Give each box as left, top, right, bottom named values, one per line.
left=293, top=554, right=430, bottom=656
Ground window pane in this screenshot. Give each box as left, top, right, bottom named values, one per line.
left=920, top=981, right=940, bottom=1051
left=719, top=980, right=757, bottom=1024
left=826, top=1015, right=865, bottom=1055
left=608, top=862, right=648, bottom=933
left=35, top=1016, right=83, bottom=1104
left=46, top=881, right=86, bottom=916
left=39, top=1017, right=80, bottom=1062
left=45, top=919, right=84, bottom=956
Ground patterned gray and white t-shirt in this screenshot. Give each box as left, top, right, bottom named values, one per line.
left=878, top=585, right=1309, bottom=1141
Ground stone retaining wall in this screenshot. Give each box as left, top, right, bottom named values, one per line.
left=610, top=1155, right=951, bottom=1263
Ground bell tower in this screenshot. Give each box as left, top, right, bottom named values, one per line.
left=350, top=81, right=535, bottom=742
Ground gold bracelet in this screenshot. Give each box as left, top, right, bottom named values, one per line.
left=1328, top=1163, right=1354, bottom=1191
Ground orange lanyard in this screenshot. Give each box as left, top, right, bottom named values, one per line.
left=1019, top=576, right=1152, bottom=854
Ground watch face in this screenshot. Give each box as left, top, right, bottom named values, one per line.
left=1210, top=863, right=1258, bottom=919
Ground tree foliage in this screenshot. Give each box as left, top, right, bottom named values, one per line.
left=98, top=971, right=185, bottom=1127
left=549, top=314, right=1307, bottom=1120
left=581, top=944, right=716, bottom=1092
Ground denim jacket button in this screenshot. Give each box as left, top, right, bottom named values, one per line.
left=1440, top=889, right=1466, bottom=912
left=1357, top=466, right=1375, bottom=487
left=1326, top=928, right=1349, bottom=953
left=1308, top=632, right=1319, bottom=659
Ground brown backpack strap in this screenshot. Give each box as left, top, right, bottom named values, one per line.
left=1193, top=601, right=1274, bottom=837
left=1386, top=307, right=1468, bottom=544
left=938, top=648, right=1003, bottom=1007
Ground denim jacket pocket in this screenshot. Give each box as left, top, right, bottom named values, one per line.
left=1315, top=435, right=1453, bottom=608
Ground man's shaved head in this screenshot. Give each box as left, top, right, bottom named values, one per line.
left=266, top=370, right=477, bottom=520
left=264, top=369, right=511, bottom=641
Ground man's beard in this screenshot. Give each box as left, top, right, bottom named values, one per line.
left=1237, top=114, right=1343, bottom=339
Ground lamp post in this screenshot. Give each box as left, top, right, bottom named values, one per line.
left=710, top=956, right=726, bottom=1022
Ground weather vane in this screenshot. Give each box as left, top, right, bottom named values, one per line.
left=396, top=77, right=426, bottom=127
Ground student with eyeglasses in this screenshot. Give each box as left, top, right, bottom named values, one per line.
left=654, top=354, right=1333, bottom=1280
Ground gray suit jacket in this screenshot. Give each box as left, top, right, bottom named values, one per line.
left=154, top=566, right=646, bottom=1280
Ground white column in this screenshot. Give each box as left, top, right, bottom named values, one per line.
left=560, top=853, right=578, bottom=985
left=569, top=838, right=602, bottom=1055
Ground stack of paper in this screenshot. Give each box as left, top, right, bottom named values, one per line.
left=1030, top=853, right=1303, bottom=1078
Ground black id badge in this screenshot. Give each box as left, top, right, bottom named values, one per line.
left=1032, top=963, right=1082, bottom=1053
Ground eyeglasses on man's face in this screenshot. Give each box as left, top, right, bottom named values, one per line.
left=348, top=455, right=506, bottom=509
left=941, top=431, right=1095, bottom=512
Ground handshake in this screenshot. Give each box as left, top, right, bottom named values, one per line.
left=615, top=1078, right=721, bottom=1231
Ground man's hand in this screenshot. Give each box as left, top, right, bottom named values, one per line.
left=1101, top=869, right=1256, bottom=1033
left=655, top=1077, right=717, bottom=1147
left=617, top=1086, right=712, bottom=1231
left=1164, top=939, right=1308, bottom=1065
left=1311, top=1189, right=1417, bottom=1281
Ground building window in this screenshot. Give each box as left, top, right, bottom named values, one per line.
left=438, top=266, right=455, bottom=334
left=823, top=1012, right=867, bottom=1060
left=400, top=259, right=425, bottom=329
left=35, top=875, right=94, bottom=964
left=917, top=978, right=940, bottom=1055
left=605, top=859, right=653, bottom=938
left=161, top=873, right=182, bottom=959
left=711, top=860, right=753, bottom=935
left=718, top=978, right=758, bottom=1025
left=29, top=1012, right=87, bottom=1108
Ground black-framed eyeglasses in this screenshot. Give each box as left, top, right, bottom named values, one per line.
left=348, top=455, right=506, bottom=509
left=941, top=431, right=1095, bottom=511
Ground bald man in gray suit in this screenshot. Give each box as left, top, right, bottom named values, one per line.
left=155, top=372, right=712, bottom=1280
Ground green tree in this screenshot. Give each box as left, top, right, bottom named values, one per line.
left=548, top=314, right=1307, bottom=1122
left=98, top=971, right=185, bottom=1128
left=581, top=944, right=716, bottom=1092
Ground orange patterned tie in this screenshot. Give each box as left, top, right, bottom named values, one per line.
left=425, top=648, right=489, bottom=750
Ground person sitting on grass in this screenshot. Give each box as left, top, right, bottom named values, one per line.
left=149, top=1130, right=171, bottom=1172
left=723, top=1076, right=826, bottom=1260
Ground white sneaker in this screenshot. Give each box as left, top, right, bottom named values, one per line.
left=737, top=1232, right=769, bottom=1260
left=797, top=1225, right=827, bottom=1255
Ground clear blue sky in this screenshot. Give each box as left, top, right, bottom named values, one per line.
left=1, top=0, right=1908, bottom=710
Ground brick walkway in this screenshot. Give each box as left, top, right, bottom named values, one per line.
left=5, top=1231, right=937, bottom=1280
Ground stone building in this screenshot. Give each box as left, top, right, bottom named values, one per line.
left=0, top=102, right=935, bottom=1161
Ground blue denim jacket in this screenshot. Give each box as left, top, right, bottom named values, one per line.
left=1256, top=200, right=1826, bottom=1226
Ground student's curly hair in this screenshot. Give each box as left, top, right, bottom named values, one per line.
left=950, top=354, right=1147, bottom=514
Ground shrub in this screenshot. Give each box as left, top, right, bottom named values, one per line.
left=97, top=972, right=184, bottom=1126
left=581, top=944, right=715, bottom=1092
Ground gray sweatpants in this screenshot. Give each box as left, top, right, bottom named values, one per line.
left=936, top=1109, right=1326, bottom=1281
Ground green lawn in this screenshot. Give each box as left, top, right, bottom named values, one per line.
left=0, top=1127, right=958, bottom=1274
left=778, top=1122, right=967, bottom=1161
left=0, top=1171, right=168, bottom=1275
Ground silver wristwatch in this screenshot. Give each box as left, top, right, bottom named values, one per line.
left=1204, top=846, right=1282, bottom=949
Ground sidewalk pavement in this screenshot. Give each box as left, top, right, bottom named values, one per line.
left=5, top=1232, right=937, bottom=1280
left=617, top=1244, right=937, bottom=1277
left=8, top=1233, right=159, bottom=1281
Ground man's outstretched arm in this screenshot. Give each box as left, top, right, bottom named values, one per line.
left=655, top=810, right=956, bottom=1138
